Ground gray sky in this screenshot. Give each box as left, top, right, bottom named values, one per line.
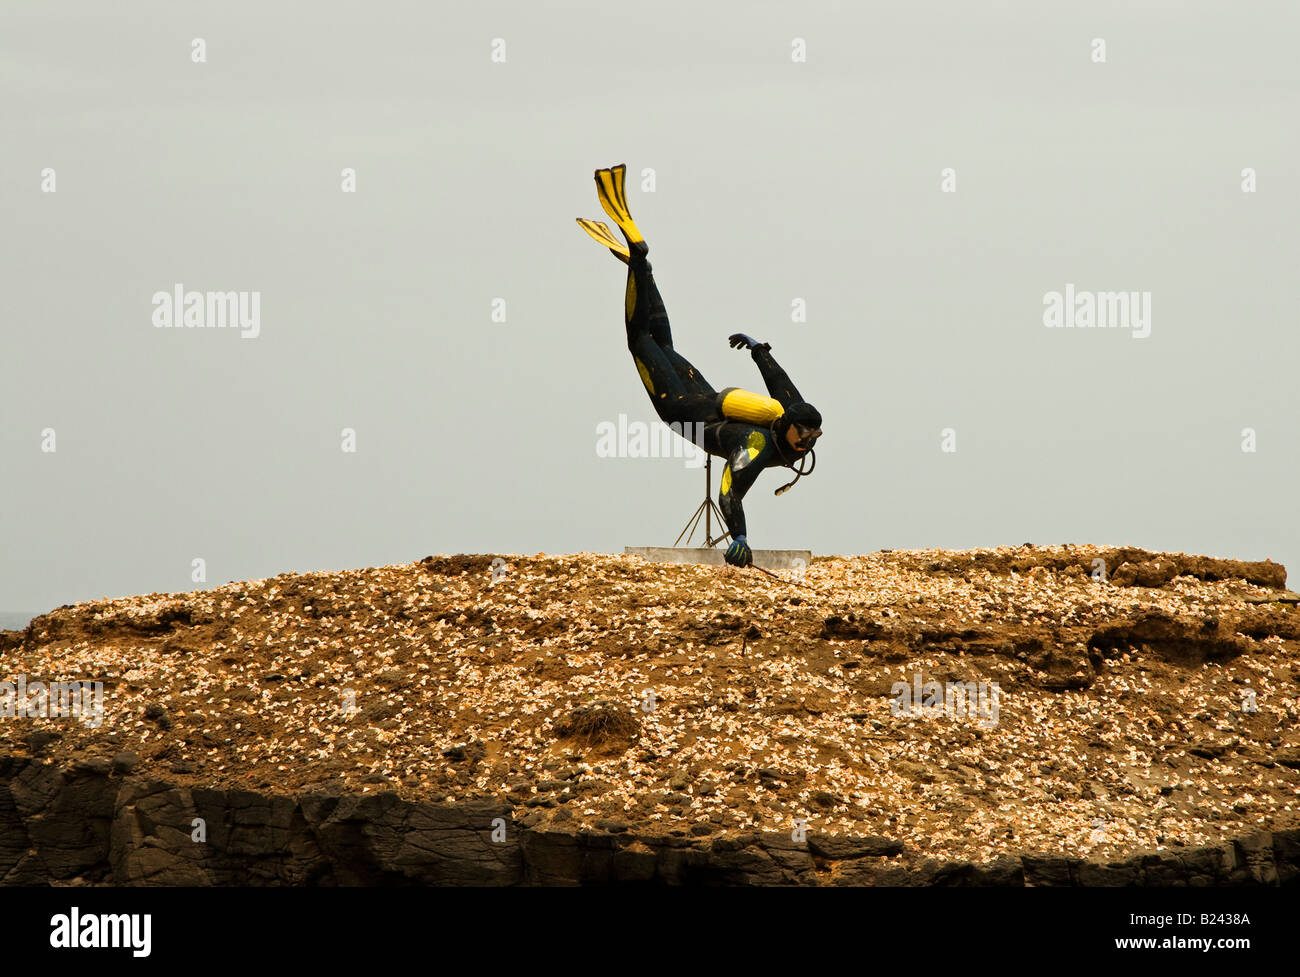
left=2, top=1, right=1297, bottom=612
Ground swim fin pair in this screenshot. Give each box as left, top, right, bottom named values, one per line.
left=576, top=163, right=646, bottom=263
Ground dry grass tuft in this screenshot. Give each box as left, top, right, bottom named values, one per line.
left=554, top=700, right=641, bottom=753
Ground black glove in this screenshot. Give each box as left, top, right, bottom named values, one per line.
left=728, top=333, right=770, bottom=352
left=725, top=535, right=753, bottom=567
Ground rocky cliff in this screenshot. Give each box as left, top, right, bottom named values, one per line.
left=2, top=545, right=1298, bottom=885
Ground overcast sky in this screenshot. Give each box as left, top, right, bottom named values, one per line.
left=2, top=1, right=1297, bottom=612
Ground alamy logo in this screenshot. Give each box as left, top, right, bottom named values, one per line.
left=151, top=283, right=261, bottom=339
left=0, top=675, right=104, bottom=728
left=49, top=907, right=151, bottom=957
left=595, top=414, right=707, bottom=469
left=1043, top=283, right=1150, bottom=339
left=890, top=673, right=1000, bottom=728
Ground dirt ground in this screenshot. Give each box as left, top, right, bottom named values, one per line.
left=3, top=543, right=1298, bottom=866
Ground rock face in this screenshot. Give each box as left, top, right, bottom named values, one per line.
left=2, top=544, right=1299, bottom=886
left=2, top=756, right=1295, bottom=886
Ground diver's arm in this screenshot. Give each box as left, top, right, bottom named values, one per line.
left=718, top=467, right=748, bottom=539
left=727, top=334, right=803, bottom=407
left=750, top=345, right=804, bottom=407
left=718, top=445, right=762, bottom=540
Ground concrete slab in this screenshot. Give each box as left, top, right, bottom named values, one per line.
left=624, top=546, right=812, bottom=571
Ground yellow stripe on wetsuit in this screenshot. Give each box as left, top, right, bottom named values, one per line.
left=634, top=357, right=655, bottom=395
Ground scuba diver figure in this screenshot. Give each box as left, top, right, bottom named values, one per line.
left=576, top=164, right=823, bottom=568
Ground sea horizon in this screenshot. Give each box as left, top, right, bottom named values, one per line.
left=0, top=611, right=36, bottom=632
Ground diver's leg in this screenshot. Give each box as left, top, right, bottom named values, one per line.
left=625, top=290, right=713, bottom=427
left=597, top=163, right=718, bottom=421
left=624, top=251, right=716, bottom=396
left=664, top=346, right=714, bottom=397
left=624, top=254, right=719, bottom=419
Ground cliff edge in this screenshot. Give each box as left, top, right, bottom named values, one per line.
left=2, top=544, right=1298, bottom=885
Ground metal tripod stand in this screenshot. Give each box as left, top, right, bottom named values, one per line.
left=673, top=455, right=731, bottom=548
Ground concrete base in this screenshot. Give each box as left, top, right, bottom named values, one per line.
left=624, top=546, right=812, bottom=571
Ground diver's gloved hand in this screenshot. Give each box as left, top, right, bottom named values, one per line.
left=725, top=535, right=753, bottom=567
left=728, top=333, right=770, bottom=352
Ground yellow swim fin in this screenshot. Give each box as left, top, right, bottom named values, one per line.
left=593, top=164, right=645, bottom=247
left=575, top=218, right=630, bottom=264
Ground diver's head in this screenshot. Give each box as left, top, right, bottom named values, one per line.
left=779, top=402, right=822, bottom=453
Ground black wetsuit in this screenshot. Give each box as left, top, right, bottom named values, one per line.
left=622, top=251, right=808, bottom=540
